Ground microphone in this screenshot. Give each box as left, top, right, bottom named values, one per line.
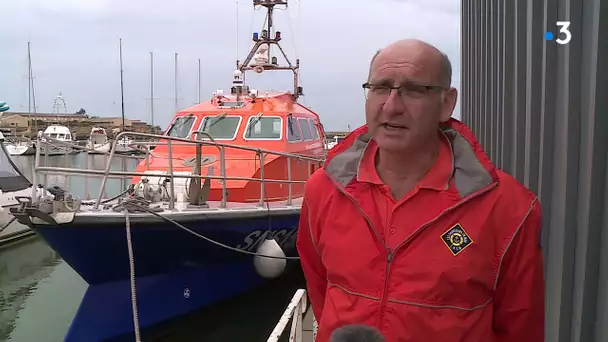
left=329, top=324, right=386, bottom=342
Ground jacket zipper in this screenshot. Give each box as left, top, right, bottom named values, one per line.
left=375, top=182, right=498, bottom=327
left=326, top=175, right=498, bottom=330
left=326, top=180, right=387, bottom=250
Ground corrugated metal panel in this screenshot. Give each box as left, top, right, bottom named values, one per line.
left=460, top=0, right=608, bottom=341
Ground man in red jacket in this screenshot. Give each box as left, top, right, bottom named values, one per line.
left=297, top=39, right=544, bottom=342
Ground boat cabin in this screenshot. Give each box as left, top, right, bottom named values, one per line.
left=132, top=89, right=325, bottom=204
left=40, top=125, right=75, bottom=143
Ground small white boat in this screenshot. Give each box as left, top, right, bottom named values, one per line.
left=86, top=127, right=111, bottom=154
left=38, top=125, right=77, bottom=156
left=4, top=138, right=36, bottom=156
left=113, top=136, right=144, bottom=154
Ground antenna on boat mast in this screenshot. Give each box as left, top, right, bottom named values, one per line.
left=236, top=0, right=303, bottom=102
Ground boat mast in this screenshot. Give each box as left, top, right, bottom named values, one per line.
left=28, top=41, right=38, bottom=135
left=236, top=0, right=302, bottom=102
left=150, top=52, right=154, bottom=133
left=119, top=38, right=126, bottom=133
left=197, top=58, right=201, bottom=104
left=28, top=42, right=31, bottom=115
left=174, top=53, right=178, bottom=113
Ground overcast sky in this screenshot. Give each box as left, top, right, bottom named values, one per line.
left=0, top=0, right=460, bottom=131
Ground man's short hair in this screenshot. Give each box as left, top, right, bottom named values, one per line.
left=439, top=52, right=452, bottom=87
left=367, top=46, right=453, bottom=87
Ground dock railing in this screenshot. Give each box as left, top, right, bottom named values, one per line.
left=31, top=131, right=325, bottom=208
left=267, top=289, right=317, bottom=342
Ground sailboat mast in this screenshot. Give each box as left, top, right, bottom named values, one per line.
left=150, top=52, right=154, bottom=133
left=119, top=38, right=125, bottom=132
left=28, top=41, right=38, bottom=136
left=174, top=53, right=178, bottom=113
left=197, top=58, right=201, bottom=104
left=28, top=42, right=31, bottom=114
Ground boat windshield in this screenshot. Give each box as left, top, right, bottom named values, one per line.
left=199, top=116, right=241, bottom=140
left=166, top=115, right=196, bottom=138
left=48, top=133, right=67, bottom=140
left=244, top=117, right=282, bottom=139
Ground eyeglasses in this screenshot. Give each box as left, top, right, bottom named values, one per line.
left=362, top=82, right=447, bottom=100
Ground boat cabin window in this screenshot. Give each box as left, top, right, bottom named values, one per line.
left=166, top=115, right=196, bottom=138
left=48, top=133, right=66, bottom=140
left=287, top=116, right=301, bottom=142
left=217, top=101, right=246, bottom=109
left=244, top=117, right=282, bottom=140
left=308, top=119, right=320, bottom=140
left=298, top=118, right=313, bottom=140
left=198, top=115, right=241, bottom=140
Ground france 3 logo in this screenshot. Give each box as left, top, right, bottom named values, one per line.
left=545, top=21, right=572, bottom=45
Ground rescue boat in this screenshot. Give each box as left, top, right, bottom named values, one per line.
left=10, top=1, right=325, bottom=341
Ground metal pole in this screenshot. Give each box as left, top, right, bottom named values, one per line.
left=259, top=152, right=265, bottom=207
left=119, top=38, right=127, bottom=192
left=168, top=139, right=175, bottom=210
left=174, top=52, right=178, bottom=113
left=220, top=146, right=227, bottom=208
left=150, top=52, right=154, bottom=133
left=197, top=58, right=201, bottom=104
left=28, top=42, right=31, bottom=115
left=119, top=38, right=125, bottom=132
left=189, top=143, right=202, bottom=206
left=287, top=157, right=292, bottom=205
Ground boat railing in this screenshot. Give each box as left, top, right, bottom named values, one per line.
left=267, top=289, right=317, bottom=342
left=32, top=131, right=325, bottom=210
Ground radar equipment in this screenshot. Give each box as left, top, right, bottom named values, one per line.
left=235, top=0, right=303, bottom=102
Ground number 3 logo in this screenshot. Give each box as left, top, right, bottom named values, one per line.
left=556, top=21, right=572, bottom=45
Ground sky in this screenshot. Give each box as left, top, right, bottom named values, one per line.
left=0, top=0, right=461, bottom=131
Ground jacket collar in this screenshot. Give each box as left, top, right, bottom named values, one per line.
left=323, top=118, right=498, bottom=198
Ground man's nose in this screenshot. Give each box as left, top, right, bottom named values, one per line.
left=382, top=89, right=406, bottom=114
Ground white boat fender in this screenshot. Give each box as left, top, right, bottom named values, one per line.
left=254, top=238, right=287, bottom=279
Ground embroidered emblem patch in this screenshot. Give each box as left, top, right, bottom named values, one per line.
left=441, top=223, right=473, bottom=256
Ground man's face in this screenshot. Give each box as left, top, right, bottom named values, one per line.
left=365, top=46, right=456, bottom=153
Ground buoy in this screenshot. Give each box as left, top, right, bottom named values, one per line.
left=253, top=239, right=287, bottom=279
left=254, top=66, right=264, bottom=74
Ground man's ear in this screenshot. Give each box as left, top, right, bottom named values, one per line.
left=440, top=87, right=458, bottom=122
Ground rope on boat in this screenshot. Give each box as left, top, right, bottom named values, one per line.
left=114, top=197, right=300, bottom=260
left=0, top=216, right=17, bottom=233
left=124, top=209, right=142, bottom=342
left=112, top=196, right=163, bottom=214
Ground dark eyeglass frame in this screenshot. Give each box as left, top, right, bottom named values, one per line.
left=362, top=82, right=448, bottom=99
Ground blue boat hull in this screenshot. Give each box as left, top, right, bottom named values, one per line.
left=32, top=213, right=300, bottom=341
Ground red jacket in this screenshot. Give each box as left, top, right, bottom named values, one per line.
left=297, top=119, right=544, bottom=342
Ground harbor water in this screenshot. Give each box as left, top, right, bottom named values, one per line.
left=0, top=153, right=306, bottom=342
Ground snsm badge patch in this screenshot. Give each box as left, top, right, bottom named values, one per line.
left=441, top=223, right=473, bottom=256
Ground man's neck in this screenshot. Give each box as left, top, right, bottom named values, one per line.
left=375, top=137, right=441, bottom=183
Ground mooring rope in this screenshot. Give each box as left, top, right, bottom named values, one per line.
left=123, top=209, right=141, bottom=342
left=113, top=197, right=299, bottom=261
